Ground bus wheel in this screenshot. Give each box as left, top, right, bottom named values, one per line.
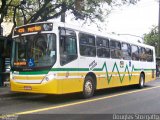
left=138, top=73, right=145, bottom=89
left=83, top=76, right=95, bottom=98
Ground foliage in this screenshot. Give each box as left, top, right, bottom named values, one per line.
left=144, top=26, right=159, bottom=55
left=0, top=0, right=140, bottom=37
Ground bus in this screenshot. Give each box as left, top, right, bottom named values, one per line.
left=10, top=21, right=156, bottom=98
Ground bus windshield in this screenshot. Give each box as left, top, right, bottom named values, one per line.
left=12, top=33, right=56, bottom=70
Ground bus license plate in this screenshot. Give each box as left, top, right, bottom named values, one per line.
left=24, top=86, right=32, bottom=90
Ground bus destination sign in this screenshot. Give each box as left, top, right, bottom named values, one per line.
left=14, top=23, right=53, bottom=35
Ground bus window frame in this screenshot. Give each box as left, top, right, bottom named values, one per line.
left=145, top=48, right=153, bottom=62
left=131, top=45, right=139, bottom=61
left=59, top=28, right=78, bottom=66
left=122, top=42, right=132, bottom=60
left=79, top=32, right=96, bottom=57
left=96, top=36, right=110, bottom=58
left=110, top=39, right=122, bottom=59
left=139, top=47, right=147, bottom=62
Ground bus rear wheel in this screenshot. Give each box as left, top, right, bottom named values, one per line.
left=83, top=76, right=95, bottom=98
left=138, top=73, right=145, bottom=89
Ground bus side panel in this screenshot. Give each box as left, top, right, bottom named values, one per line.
left=145, top=71, right=156, bottom=82
left=96, top=59, right=140, bottom=89
left=144, top=61, right=156, bottom=82
left=56, top=59, right=84, bottom=94
left=96, top=72, right=140, bottom=89
left=96, top=72, right=108, bottom=89
left=129, top=72, right=140, bottom=85
left=59, top=77, right=83, bottom=94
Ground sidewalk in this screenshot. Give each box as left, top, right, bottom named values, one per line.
left=0, top=86, right=13, bottom=96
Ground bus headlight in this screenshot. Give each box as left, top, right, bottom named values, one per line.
left=42, top=74, right=55, bottom=83
left=10, top=72, right=15, bottom=80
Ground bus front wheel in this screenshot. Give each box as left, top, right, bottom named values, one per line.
left=83, top=76, right=95, bottom=98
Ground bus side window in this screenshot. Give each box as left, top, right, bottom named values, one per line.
left=110, top=40, right=122, bottom=59
left=60, top=28, right=77, bottom=66
left=131, top=45, right=139, bottom=61
left=96, top=37, right=110, bottom=58
left=146, top=48, right=153, bottom=62
left=122, top=43, right=131, bottom=60
left=79, top=33, right=96, bottom=57
left=139, top=47, right=146, bottom=61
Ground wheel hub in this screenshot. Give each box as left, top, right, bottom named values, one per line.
left=85, top=81, right=92, bottom=95
left=140, top=76, right=144, bottom=87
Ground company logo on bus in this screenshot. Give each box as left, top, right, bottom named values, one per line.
left=14, top=23, right=53, bottom=35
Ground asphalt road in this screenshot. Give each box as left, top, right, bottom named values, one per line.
left=1, top=79, right=160, bottom=120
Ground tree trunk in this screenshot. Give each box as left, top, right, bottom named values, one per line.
left=75, top=0, right=84, bottom=11
left=61, top=12, right=65, bottom=22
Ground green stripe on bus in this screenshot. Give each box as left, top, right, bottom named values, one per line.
left=18, top=62, right=155, bottom=84
left=51, top=62, right=154, bottom=84
left=51, top=68, right=89, bottom=71
left=134, top=68, right=155, bottom=71
left=19, top=70, right=49, bottom=75
left=93, top=62, right=134, bottom=84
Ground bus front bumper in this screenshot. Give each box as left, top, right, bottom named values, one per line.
left=10, top=79, right=61, bottom=94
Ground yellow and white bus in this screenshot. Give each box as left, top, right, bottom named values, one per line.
left=10, top=21, right=156, bottom=98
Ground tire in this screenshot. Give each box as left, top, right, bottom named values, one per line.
left=82, top=76, right=95, bottom=98
left=138, top=73, right=145, bottom=89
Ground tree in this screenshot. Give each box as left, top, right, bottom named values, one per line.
left=0, top=0, right=140, bottom=37
left=0, top=0, right=23, bottom=35
left=144, top=26, right=159, bottom=55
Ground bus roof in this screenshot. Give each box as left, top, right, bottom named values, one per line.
left=52, top=21, right=154, bottom=49
left=14, top=20, right=154, bottom=50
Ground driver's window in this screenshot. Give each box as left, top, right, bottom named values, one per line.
left=60, top=28, right=77, bottom=66
left=31, top=35, right=47, bottom=62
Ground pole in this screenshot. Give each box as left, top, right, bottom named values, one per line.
left=0, top=39, right=3, bottom=86
left=0, top=26, right=3, bottom=36
left=158, top=0, right=160, bottom=57
left=61, top=12, right=65, bottom=22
